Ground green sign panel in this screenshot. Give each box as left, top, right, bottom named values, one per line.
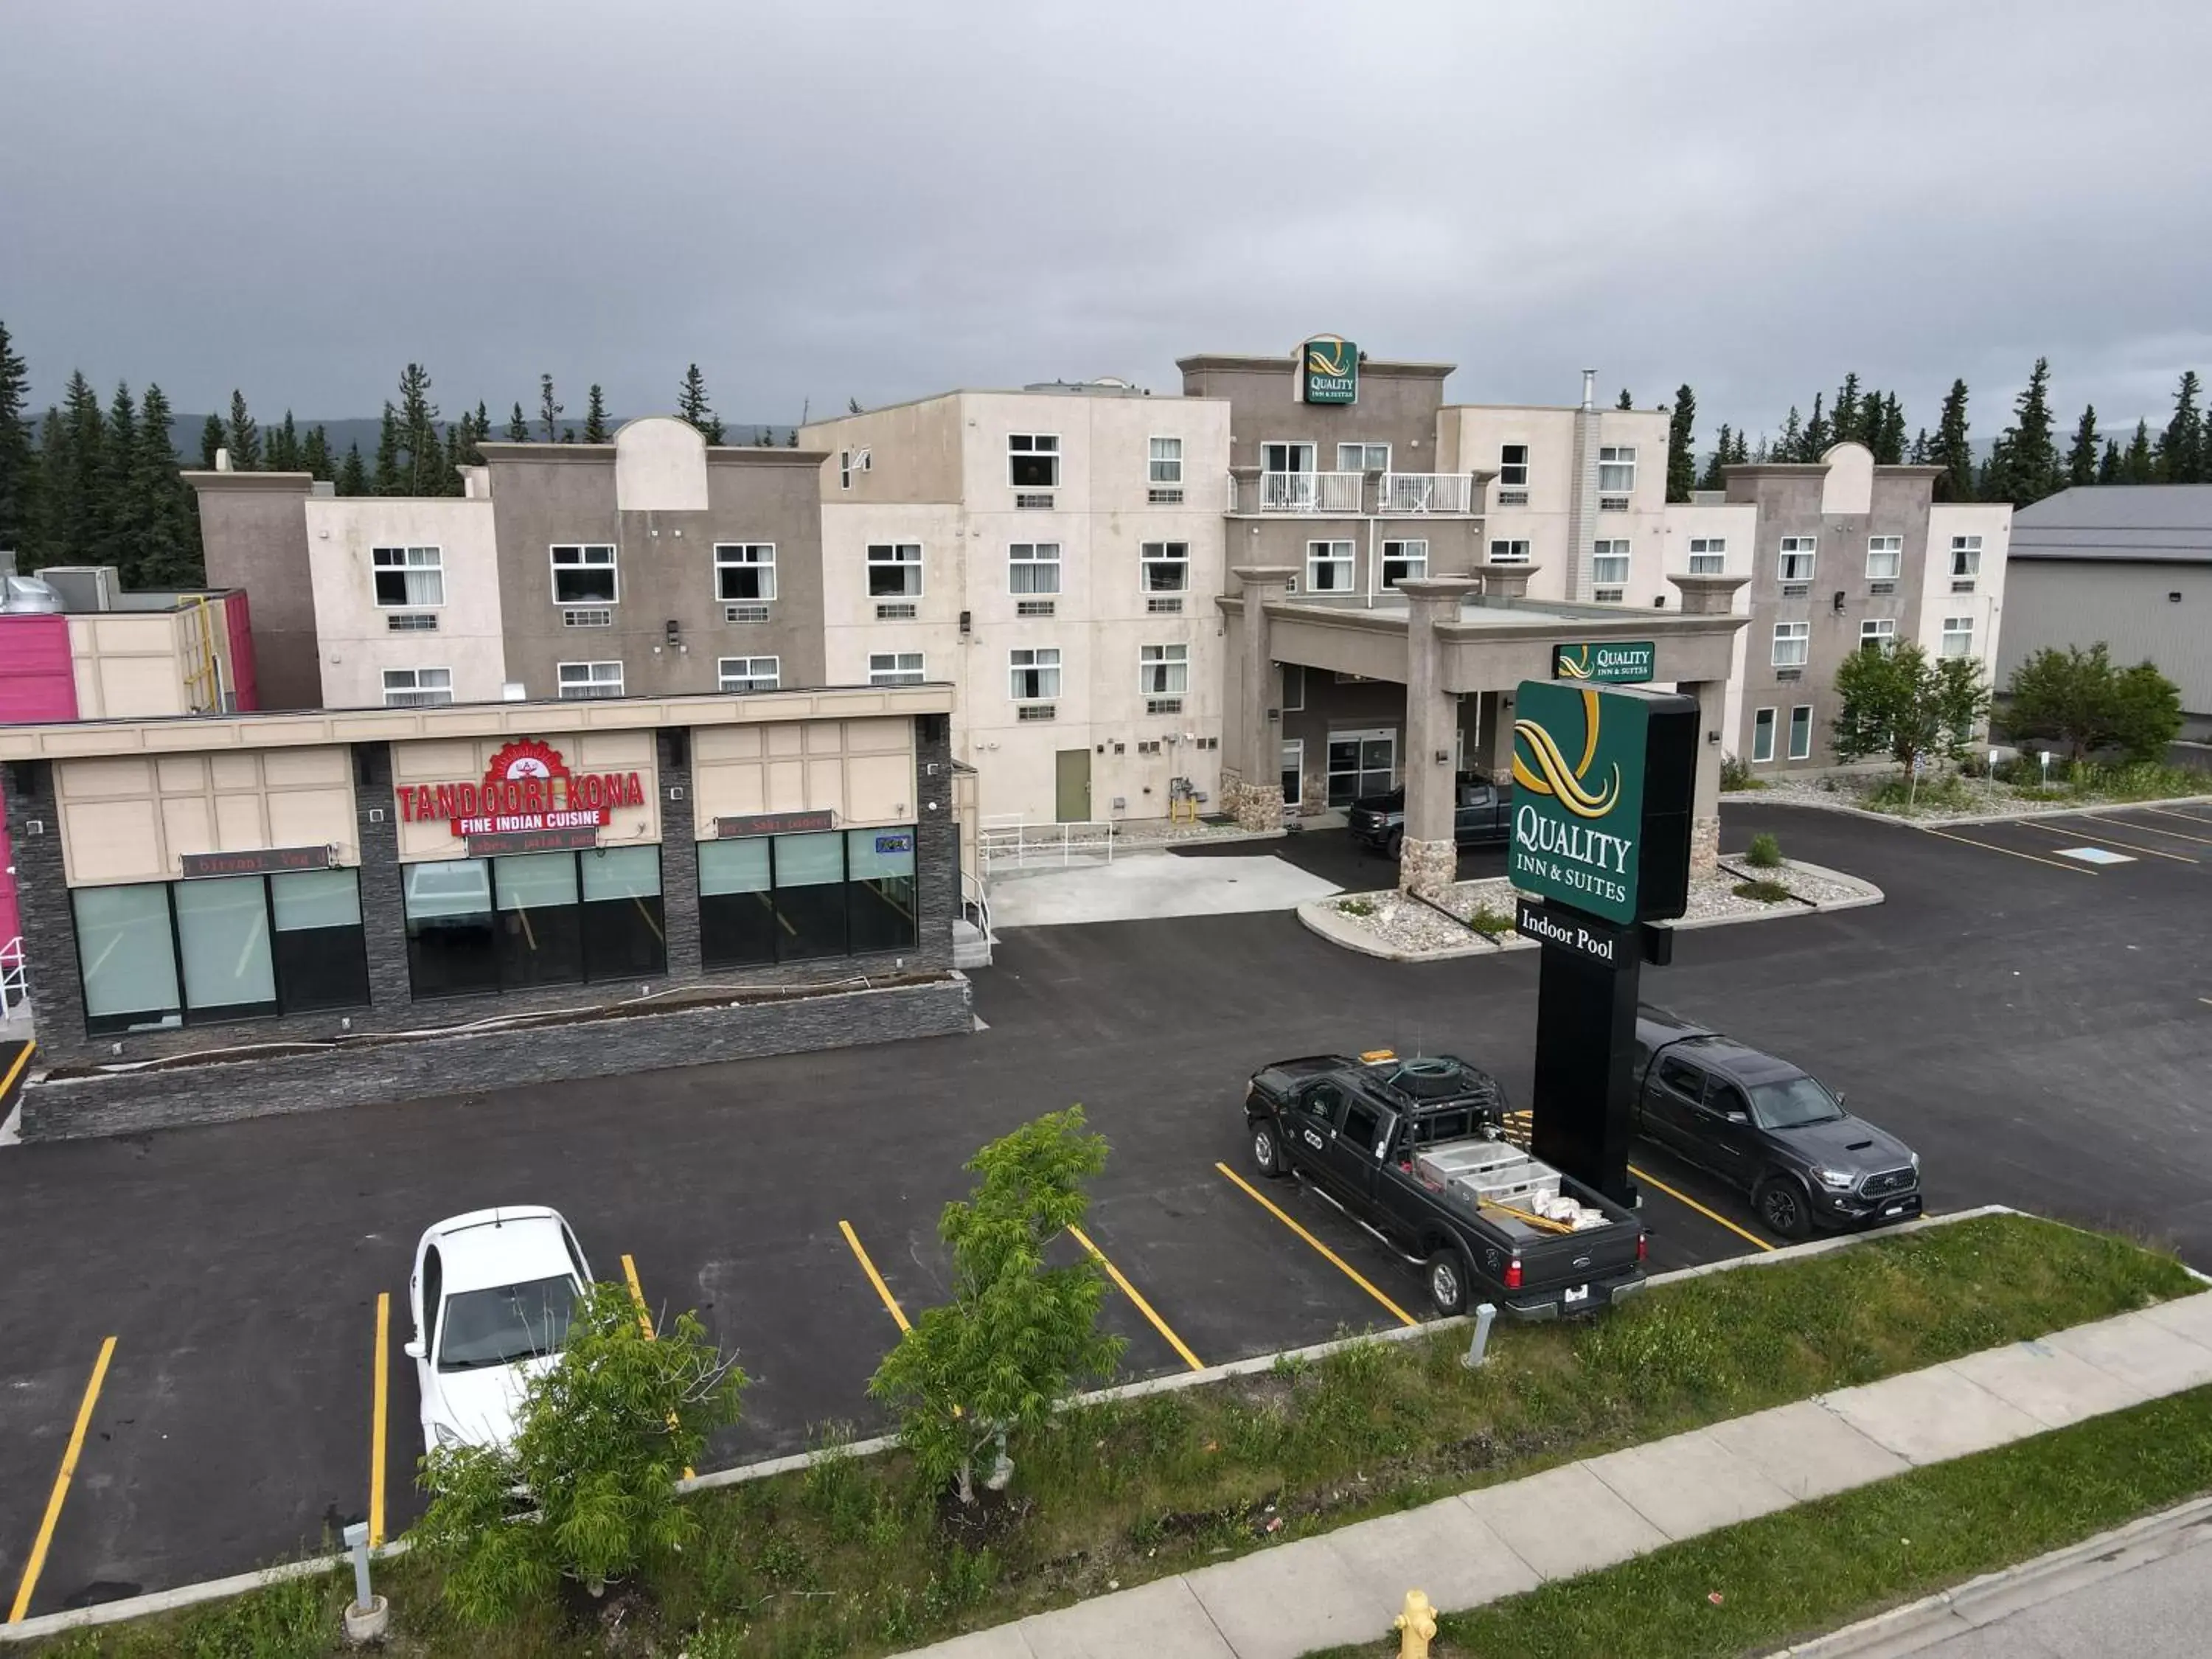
left=1301, top=336, right=1358, bottom=405
left=1510, top=681, right=1652, bottom=926
left=1553, top=640, right=1655, bottom=684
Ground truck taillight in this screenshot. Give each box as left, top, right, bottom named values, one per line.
left=1637, top=1232, right=1648, bottom=1262
left=1504, top=1258, right=1523, bottom=1290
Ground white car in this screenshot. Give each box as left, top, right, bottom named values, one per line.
left=404, top=1206, right=593, bottom=1456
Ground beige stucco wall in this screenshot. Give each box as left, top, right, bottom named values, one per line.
left=67, top=605, right=238, bottom=719
left=55, top=746, right=359, bottom=886
left=691, top=717, right=917, bottom=832
left=1920, top=502, right=2011, bottom=676
left=613, top=416, right=711, bottom=512
left=305, top=495, right=506, bottom=708
left=389, top=729, right=659, bottom=862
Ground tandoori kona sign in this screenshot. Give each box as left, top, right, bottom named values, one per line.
left=1553, top=640, right=1655, bottom=684
left=395, top=740, right=644, bottom=841
left=1300, top=335, right=1359, bottom=404
left=1509, top=681, right=1697, bottom=927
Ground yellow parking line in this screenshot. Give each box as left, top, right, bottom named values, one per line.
left=2101, top=811, right=2212, bottom=847
left=1920, top=824, right=2095, bottom=873
left=2018, top=819, right=2196, bottom=863
left=838, top=1220, right=911, bottom=1332
left=1214, top=1162, right=1419, bottom=1327
left=0, top=1041, right=32, bottom=1104
left=619, top=1255, right=692, bottom=1478
left=369, top=1293, right=389, bottom=1547
left=8, top=1337, right=117, bottom=1624
left=1068, top=1225, right=1203, bottom=1371
left=1630, top=1164, right=1776, bottom=1253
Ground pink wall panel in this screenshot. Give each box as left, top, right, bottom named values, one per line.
left=0, top=614, right=77, bottom=723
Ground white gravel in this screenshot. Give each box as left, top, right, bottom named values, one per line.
left=1324, top=891, right=1498, bottom=954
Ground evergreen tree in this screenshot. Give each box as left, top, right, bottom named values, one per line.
left=1874, top=393, right=1907, bottom=464
left=785, top=425, right=798, bottom=448
left=394, top=364, right=443, bottom=495
left=99, top=381, right=139, bottom=573
left=301, top=424, right=334, bottom=481
left=29, top=408, right=63, bottom=566
left=1698, top=422, right=1733, bottom=491
left=131, top=384, right=200, bottom=588
left=199, top=413, right=226, bottom=469
left=1665, top=384, right=1697, bottom=502
left=539, top=374, right=563, bottom=443
left=0, top=319, right=32, bottom=558
left=1751, top=432, right=1771, bottom=463
left=267, top=410, right=301, bottom=473
left=1930, top=379, right=1974, bottom=500
left=1728, top=428, right=1750, bottom=465
left=1832, top=373, right=1863, bottom=446
left=1910, top=428, right=1930, bottom=465
left=372, top=401, right=403, bottom=495
left=2123, top=420, right=2154, bottom=483
left=55, top=371, right=109, bottom=567
left=677, top=364, right=724, bottom=442
left=338, top=442, right=368, bottom=497
left=506, top=401, right=531, bottom=442
left=1614, top=388, right=1633, bottom=410
left=225, top=389, right=261, bottom=470
left=2156, top=370, right=2203, bottom=482
left=1801, top=392, right=1829, bottom=459
left=2065, top=405, right=2101, bottom=488
left=1986, top=356, right=2059, bottom=507
left=2098, top=439, right=2121, bottom=484
left=1775, top=406, right=1803, bottom=460
left=582, top=383, right=611, bottom=443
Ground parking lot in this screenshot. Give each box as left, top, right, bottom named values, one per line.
left=2, top=799, right=2210, bottom=1617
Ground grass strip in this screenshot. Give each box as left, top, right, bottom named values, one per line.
left=1310, top=1383, right=2212, bottom=1659
left=25, top=1214, right=2202, bottom=1658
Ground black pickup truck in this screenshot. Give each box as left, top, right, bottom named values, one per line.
left=1244, top=1051, right=1646, bottom=1319
left=1348, top=771, right=1514, bottom=860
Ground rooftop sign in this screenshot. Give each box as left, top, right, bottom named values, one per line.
left=1301, top=336, right=1358, bottom=405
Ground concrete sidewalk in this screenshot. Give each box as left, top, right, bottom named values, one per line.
left=902, top=1291, right=2212, bottom=1659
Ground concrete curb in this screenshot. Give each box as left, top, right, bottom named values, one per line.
left=1775, top=1494, right=2212, bottom=1656
left=1723, top=788, right=2212, bottom=831
left=1293, top=895, right=1504, bottom=961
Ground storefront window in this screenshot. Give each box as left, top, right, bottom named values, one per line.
left=698, top=838, right=776, bottom=967
left=174, top=875, right=278, bottom=1018
left=773, top=831, right=848, bottom=960
left=493, top=853, right=583, bottom=989
left=580, top=846, right=666, bottom=979
left=847, top=829, right=918, bottom=955
left=405, top=859, right=499, bottom=1000
left=271, top=869, right=372, bottom=1012
left=75, top=884, right=183, bottom=1035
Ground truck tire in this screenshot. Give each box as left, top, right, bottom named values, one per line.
left=1249, top=1119, right=1289, bottom=1179
left=1756, top=1175, right=1813, bottom=1241
left=1425, top=1249, right=1470, bottom=1317
left=1385, top=830, right=1404, bottom=862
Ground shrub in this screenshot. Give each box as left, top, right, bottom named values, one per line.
left=1744, top=832, right=1783, bottom=869
left=1463, top=902, right=1513, bottom=936
left=1719, top=753, right=1761, bottom=792
left=1862, top=773, right=1975, bottom=815
left=1732, top=879, right=1794, bottom=904
left=1336, top=896, right=1377, bottom=919
left=2071, top=761, right=2202, bottom=802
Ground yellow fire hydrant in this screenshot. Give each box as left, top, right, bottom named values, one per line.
left=1394, top=1588, right=1438, bottom=1659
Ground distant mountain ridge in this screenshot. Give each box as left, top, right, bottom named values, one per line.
left=168, top=415, right=789, bottom=463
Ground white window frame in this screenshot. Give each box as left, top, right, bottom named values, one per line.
left=714, top=543, right=776, bottom=603
left=1141, top=540, right=1188, bottom=593
left=1147, top=436, right=1183, bottom=485
left=868, top=651, right=925, bottom=686
left=381, top=666, right=453, bottom=706
left=717, top=655, right=780, bottom=692
left=1860, top=618, right=1896, bottom=652
left=1381, top=539, right=1428, bottom=587
left=1865, top=535, right=1902, bottom=582
left=1591, top=538, right=1632, bottom=591
left=1008, top=433, right=1060, bottom=490
left=1941, top=616, right=1975, bottom=658
left=1778, top=536, right=1817, bottom=582
left=1140, top=643, right=1189, bottom=697
left=1306, top=539, right=1354, bottom=593
left=1751, top=707, right=1776, bottom=763
left=549, top=543, right=619, bottom=607
left=1487, top=538, right=1531, bottom=563
left=1008, top=646, right=1061, bottom=702
left=1498, top=444, right=1529, bottom=487
left=1335, top=442, right=1390, bottom=473
left=1598, top=445, right=1636, bottom=495
left=866, top=542, right=924, bottom=598
left=371, top=546, right=444, bottom=609
left=1687, top=536, right=1726, bottom=575
left=1772, top=622, right=1810, bottom=667
left=1950, top=535, right=1983, bottom=578
left=1006, top=542, right=1062, bottom=596
left=556, top=660, right=624, bottom=699
left=1788, top=703, right=1814, bottom=761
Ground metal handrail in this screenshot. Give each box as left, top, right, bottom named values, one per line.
left=977, top=819, right=1119, bottom=872
left=0, top=936, right=26, bottom=1020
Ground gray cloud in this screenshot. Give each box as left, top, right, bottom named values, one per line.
left=5, top=0, right=2209, bottom=448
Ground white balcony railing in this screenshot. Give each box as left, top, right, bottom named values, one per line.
left=1380, top=472, right=1474, bottom=514
left=1231, top=470, right=1477, bottom=515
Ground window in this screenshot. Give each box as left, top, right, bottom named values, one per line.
left=1772, top=622, right=1809, bottom=667
left=1326, top=732, right=1396, bottom=807
left=1866, top=535, right=1902, bottom=582
left=1751, top=707, right=1776, bottom=763
left=1688, top=537, right=1726, bottom=575
left=1941, top=615, right=1975, bottom=658
left=867, top=542, right=923, bottom=598
left=1656, top=1056, right=1708, bottom=1102
left=1008, top=542, right=1061, bottom=595
left=270, top=868, right=371, bottom=1012
left=771, top=830, right=849, bottom=961
left=1788, top=704, right=1813, bottom=761
left=403, top=859, right=498, bottom=998
left=1141, top=540, right=1188, bottom=593
left=1498, top=444, right=1529, bottom=487
left=562, top=608, right=611, bottom=628
left=74, top=885, right=178, bottom=1034
left=1340, top=1099, right=1383, bottom=1153
left=718, top=655, right=779, bottom=692
left=550, top=543, right=618, bottom=606
left=1336, top=442, right=1389, bottom=473
left=1281, top=663, right=1305, bottom=712
left=403, top=850, right=664, bottom=998
left=838, top=447, right=870, bottom=490
left=1598, top=445, right=1635, bottom=504
left=174, top=874, right=277, bottom=1018
left=1592, top=539, right=1631, bottom=599
left=1009, top=647, right=1061, bottom=701
left=579, top=846, right=667, bottom=981
left=1008, top=433, right=1059, bottom=488
left=846, top=828, right=918, bottom=956
left=1778, top=536, right=1817, bottom=582
left=714, top=543, right=776, bottom=603
left=1148, top=436, right=1183, bottom=503
left=1950, top=535, right=1983, bottom=589
left=1488, top=538, right=1531, bottom=563
left=1382, top=540, right=1427, bottom=587
left=372, top=546, right=443, bottom=608
left=869, top=652, right=925, bottom=686
left=383, top=667, right=453, bottom=707
left=493, top=852, right=582, bottom=989
left=388, top=613, right=438, bottom=633
left=1140, top=643, right=1189, bottom=697
left=1307, top=539, right=1354, bottom=592
left=1860, top=618, right=1896, bottom=652
left=557, top=661, right=623, bottom=699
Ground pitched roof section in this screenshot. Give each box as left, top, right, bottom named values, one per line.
left=2010, top=485, right=2212, bottom=562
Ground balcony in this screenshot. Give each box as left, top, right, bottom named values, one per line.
left=1380, top=471, right=1474, bottom=514
left=1227, top=470, right=1478, bottom=516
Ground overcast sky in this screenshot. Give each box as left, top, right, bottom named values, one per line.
left=7, top=1, right=2210, bottom=449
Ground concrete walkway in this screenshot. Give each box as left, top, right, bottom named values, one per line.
left=902, top=1291, right=2212, bottom=1659
left=988, top=851, right=1340, bottom=929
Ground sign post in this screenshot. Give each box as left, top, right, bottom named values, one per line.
left=1509, top=681, right=1697, bottom=1204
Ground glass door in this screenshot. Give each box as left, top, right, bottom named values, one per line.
left=1280, top=739, right=1304, bottom=808
left=1326, top=728, right=1397, bottom=807
left=1261, top=442, right=1316, bottom=509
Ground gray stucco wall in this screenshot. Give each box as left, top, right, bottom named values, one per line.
left=1179, top=359, right=1452, bottom=479
left=188, top=475, right=321, bottom=709
left=1996, top=559, right=2212, bottom=734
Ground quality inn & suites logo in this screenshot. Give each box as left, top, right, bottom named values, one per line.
left=1552, top=639, right=1656, bottom=684
left=1301, top=335, right=1359, bottom=404
left=1510, top=681, right=1649, bottom=926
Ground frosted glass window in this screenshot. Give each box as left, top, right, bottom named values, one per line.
left=75, top=884, right=181, bottom=1032
left=698, top=838, right=771, bottom=896
left=581, top=845, right=661, bottom=900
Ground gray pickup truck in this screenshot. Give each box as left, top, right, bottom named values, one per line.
left=1348, top=771, right=1514, bottom=860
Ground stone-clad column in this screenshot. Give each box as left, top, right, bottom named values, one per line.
left=1667, top=574, right=1753, bottom=877
left=658, top=728, right=702, bottom=978
left=4, top=759, right=91, bottom=1064
left=1394, top=577, right=1479, bottom=896
left=351, top=742, right=411, bottom=1012
left=1227, top=566, right=1297, bottom=832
